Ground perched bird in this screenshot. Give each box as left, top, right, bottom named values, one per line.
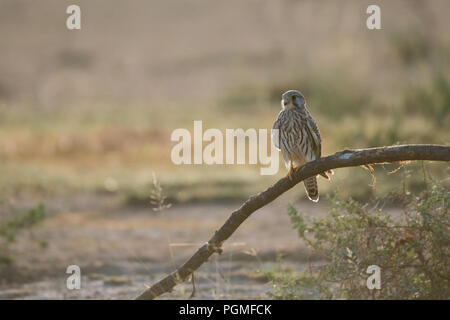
left=272, top=90, right=332, bottom=202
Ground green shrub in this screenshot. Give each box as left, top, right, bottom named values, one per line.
left=268, top=185, right=449, bottom=299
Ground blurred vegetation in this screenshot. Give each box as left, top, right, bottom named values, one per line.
left=266, top=184, right=449, bottom=299
left=0, top=1, right=449, bottom=205
left=2, top=65, right=448, bottom=204
left=404, top=74, right=450, bottom=125
left=0, top=202, right=47, bottom=265
left=391, top=30, right=433, bottom=66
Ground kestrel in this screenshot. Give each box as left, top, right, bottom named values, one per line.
left=272, top=90, right=332, bottom=202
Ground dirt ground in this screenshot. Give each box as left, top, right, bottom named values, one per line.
left=0, top=192, right=330, bottom=300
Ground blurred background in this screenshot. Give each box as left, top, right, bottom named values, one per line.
left=0, top=0, right=448, bottom=299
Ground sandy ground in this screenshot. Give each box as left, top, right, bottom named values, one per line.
left=0, top=192, right=329, bottom=299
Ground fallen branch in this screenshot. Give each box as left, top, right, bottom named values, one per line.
left=136, top=144, right=450, bottom=299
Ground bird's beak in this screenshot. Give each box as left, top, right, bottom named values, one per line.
left=283, top=99, right=288, bottom=106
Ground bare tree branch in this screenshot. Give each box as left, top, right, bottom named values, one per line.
left=136, top=144, right=450, bottom=300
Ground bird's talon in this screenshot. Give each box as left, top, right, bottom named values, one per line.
left=285, top=167, right=294, bottom=181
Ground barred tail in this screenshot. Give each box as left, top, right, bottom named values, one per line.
left=303, top=176, right=319, bottom=202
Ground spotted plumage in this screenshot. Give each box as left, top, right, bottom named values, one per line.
left=272, top=90, right=331, bottom=202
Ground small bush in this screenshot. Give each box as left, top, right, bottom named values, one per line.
left=268, top=185, right=449, bottom=299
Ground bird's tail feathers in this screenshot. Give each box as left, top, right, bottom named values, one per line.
left=304, top=176, right=319, bottom=202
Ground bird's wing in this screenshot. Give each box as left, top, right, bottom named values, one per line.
left=306, top=116, right=322, bottom=158
left=271, top=117, right=281, bottom=150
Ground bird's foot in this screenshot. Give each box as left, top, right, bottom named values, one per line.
left=285, top=167, right=294, bottom=181
left=319, top=169, right=334, bottom=180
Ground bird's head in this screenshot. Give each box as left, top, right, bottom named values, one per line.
left=281, top=90, right=306, bottom=110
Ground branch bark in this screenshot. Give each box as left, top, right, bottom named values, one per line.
left=136, top=144, right=450, bottom=300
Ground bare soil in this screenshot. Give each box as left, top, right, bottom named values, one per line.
left=0, top=192, right=328, bottom=299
